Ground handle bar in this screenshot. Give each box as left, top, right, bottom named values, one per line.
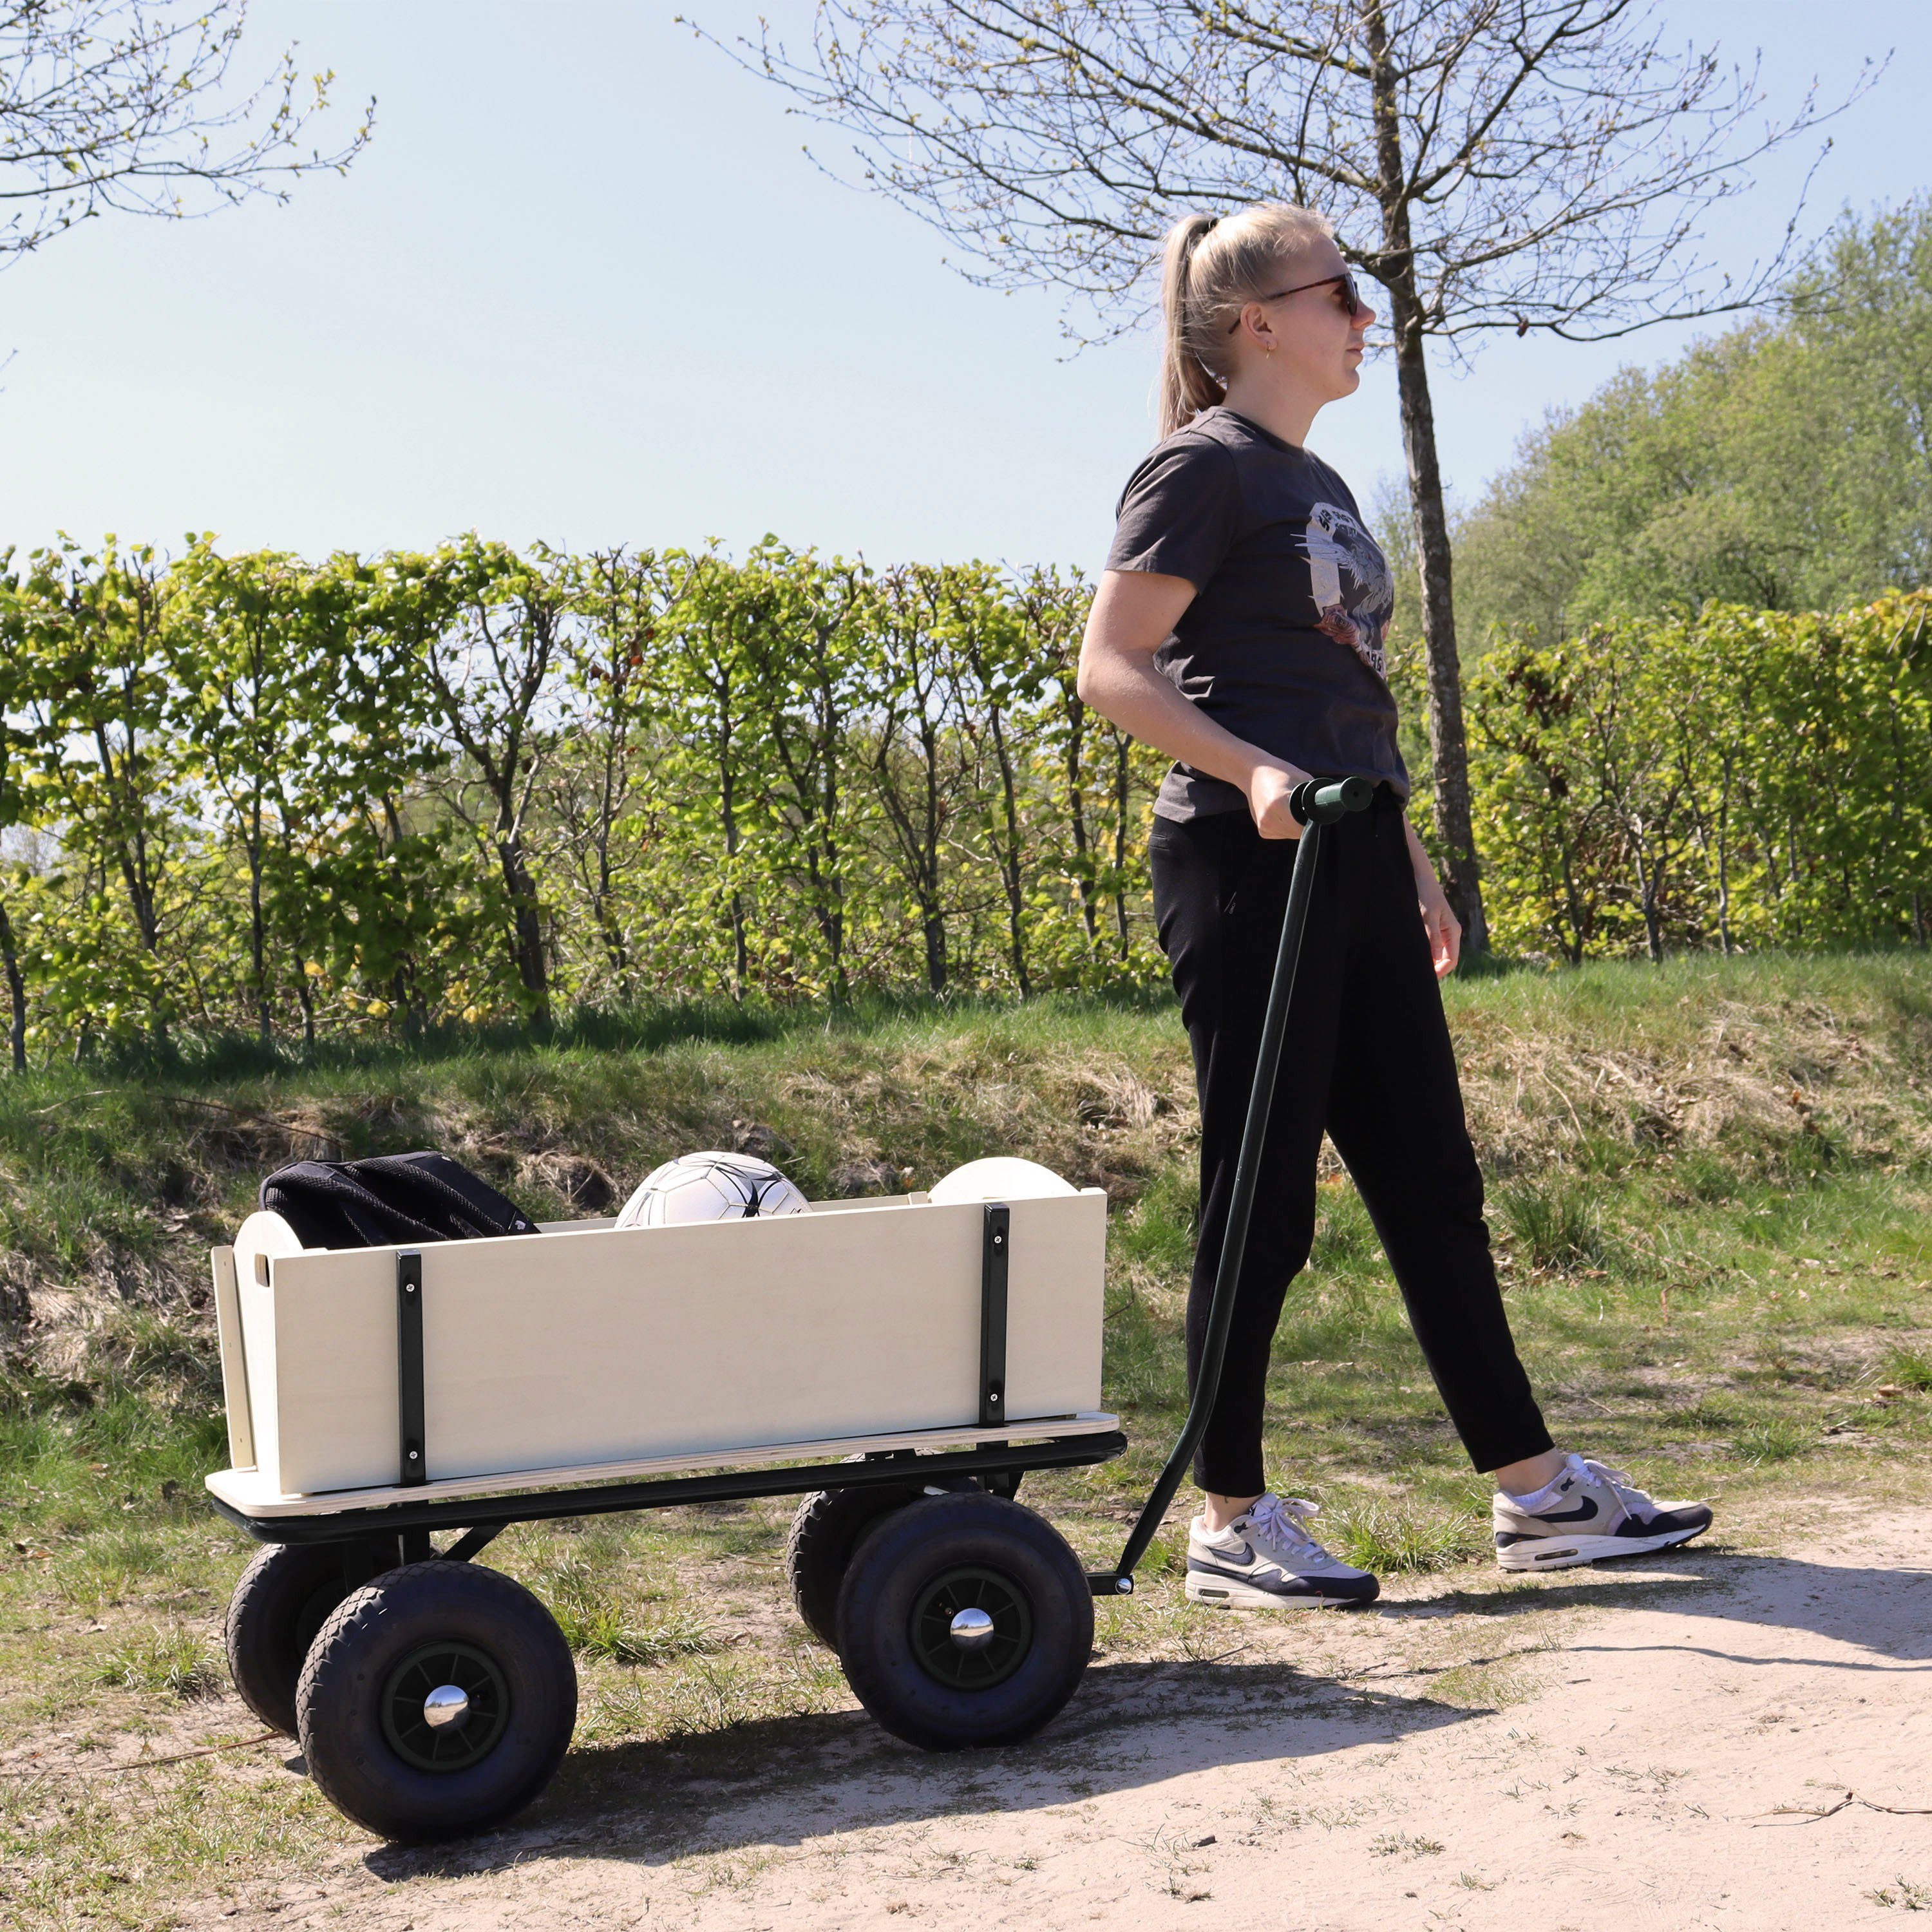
left=1092, top=775, right=1376, bottom=1594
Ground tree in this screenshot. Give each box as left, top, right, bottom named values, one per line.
left=0, top=0, right=371, bottom=263
left=17, top=539, right=189, bottom=1042
left=735, top=544, right=870, bottom=1002
left=0, top=551, right=53, bottom=1069
left=546, top=547, right=682, bottom=1003
left=404, top=540, right=564, bottom=1026
left=721, top=0, right=1866, bottom=952
left=167, top=542, right=357, bottom=1044
left=1456, top=200, right=1932, bottom=646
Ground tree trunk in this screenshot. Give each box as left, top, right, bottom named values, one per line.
left=296, top=967, right=317, bottom=1050
left=983, top=703, right=1033, bottom=998
left=0, top=898, right=26, bottom=1074
left=249, top=807, right=270, bottom=1045
left=1062, top=690, right=1098, bottom=945
left=1363, top=0, right=1488, bottom=956
left=495, top=831, right=550, bottom=1025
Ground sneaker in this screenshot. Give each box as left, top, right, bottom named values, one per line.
left=1493, top=1454, right=1713, bottom=1572
left=1185, top=1493, right=1380, bottom=1608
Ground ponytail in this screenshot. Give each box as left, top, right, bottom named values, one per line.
left=1153, top=202, right=1339, bottom=441
left=1159, top=215, right=1228, bottom=441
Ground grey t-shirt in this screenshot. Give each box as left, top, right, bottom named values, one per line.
left=1104, top=406, right=1406, bottom=820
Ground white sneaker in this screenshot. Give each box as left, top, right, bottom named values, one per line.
left=1184, top=1493, right=1380, bottom=1608
left=1493, top=1454, right=1713, bottom=1571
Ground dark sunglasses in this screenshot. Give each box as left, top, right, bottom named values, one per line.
left=1227, top=272, right=1368, bottom=333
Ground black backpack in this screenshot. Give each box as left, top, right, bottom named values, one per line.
left=259, top=1150, right=540, bottom=1251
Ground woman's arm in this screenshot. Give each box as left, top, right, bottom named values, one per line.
left=1075, top=569, right=1312, bottom=840
left=1403, top=818, right=1462, bottom=980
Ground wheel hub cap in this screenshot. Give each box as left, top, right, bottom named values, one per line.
left=910, top=1566, right=1032, bottom=1689
left=948, top=1607, right=996, bottom=1651
left=422, top=1683, right=471, bottom=1729
left=380, top=1642, right=511, bottom=1772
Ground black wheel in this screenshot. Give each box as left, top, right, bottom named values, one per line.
left=296, top=1561, right=576, bottom=1842
left=785, top=1484, right=924, bottom=1647
left=225, top=1542, right=359, bottom=1736
left=834, top=1492, right=1092, bottom=1751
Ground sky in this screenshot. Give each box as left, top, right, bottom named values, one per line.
left=0, top=1, right=1924, bottom=576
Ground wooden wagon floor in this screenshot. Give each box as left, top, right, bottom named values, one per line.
left=151, top=1494, right=1932, bottom=1932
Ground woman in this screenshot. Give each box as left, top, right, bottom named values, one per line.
left=1076, top=204, right=1711, bottom=1607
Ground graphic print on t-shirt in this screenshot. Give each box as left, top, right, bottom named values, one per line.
left=1303, top=501, right=1393, bottom=681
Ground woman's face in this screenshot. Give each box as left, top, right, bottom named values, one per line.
left=1234, top=238, right=1376, bottom=400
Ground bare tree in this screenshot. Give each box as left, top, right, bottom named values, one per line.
left=1, top=0, right=371, bottom=263
left=707, top=0, right=1870, bottom=951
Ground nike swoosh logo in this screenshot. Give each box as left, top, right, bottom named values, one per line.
left=1201, top=1540, right=1255, bottom=1566
left=1535, top=1500, right=1599, bottom=1524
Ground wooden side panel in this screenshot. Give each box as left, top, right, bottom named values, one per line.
left=209, top=1247, right=255, bottom=1473
left=250, top=1191, right=1109, bottom=1499
left=1003, top=1191, right=1106, bottom=1421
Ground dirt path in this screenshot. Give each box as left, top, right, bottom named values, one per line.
left=187, top=1506, right=1932, bottom=1932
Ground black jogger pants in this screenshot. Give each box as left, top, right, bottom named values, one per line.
left=1148, top=786, right=1552, bottom=1497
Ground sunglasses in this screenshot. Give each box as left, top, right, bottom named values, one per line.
left=1227, top=272, right=1368, bottom=333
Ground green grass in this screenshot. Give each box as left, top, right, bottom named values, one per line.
left=1, top=951, right=1932, bottom=1922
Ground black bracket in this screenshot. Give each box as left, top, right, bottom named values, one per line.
left=397, top=1250, right=426, bottom=1487
left=980, top=1204, right=1009, bottom=1428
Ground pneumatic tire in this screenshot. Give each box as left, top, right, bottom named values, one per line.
left=296, top=1561, right=576, bottom=1843
left=834, top=1492, right=1092, bottom=1751
left=225, top=1542, right=359, bottom=1736
left=784, top=1484, right=926, bottom=1648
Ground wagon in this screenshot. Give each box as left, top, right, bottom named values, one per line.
left=205, top=777, right=1373, bottom=1843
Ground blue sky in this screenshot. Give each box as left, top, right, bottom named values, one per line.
left=0, top=1, right=1923, bottom=574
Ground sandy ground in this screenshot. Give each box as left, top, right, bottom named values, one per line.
left=185, top=1506, right=1932, bottom=1932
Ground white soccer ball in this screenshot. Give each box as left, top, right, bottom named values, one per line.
left=615, top=1151, right=811, bottom=1228
left=927, top=1157, right=1077, bottom=1204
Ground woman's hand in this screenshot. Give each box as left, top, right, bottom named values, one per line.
left=1416, top=866, right=1461, bottom=978
left=1246, top=759, right=1312, bottom=840
left=1404, top=817, right=1460, bottom=977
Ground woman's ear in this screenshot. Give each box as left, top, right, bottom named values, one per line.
left=1232, top=302, right=1276, bottom=359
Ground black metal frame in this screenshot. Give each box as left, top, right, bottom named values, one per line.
left=210, top=1428, right=1127, bottom=1549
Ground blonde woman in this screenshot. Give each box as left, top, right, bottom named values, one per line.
left=1076, top=204, right=1712, bottom=1606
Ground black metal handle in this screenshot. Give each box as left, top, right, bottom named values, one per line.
left=1096, top=776, right=1376, bottom=1595
left=1291, top=774, right=1374, bottom=826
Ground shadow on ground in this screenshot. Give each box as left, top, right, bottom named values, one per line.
left=354, top=1540, right=1932, bottom=1886
left=1378, top=1544, right=1932, bottom=1664
left=360, top=1654, right=1478, bottom=1883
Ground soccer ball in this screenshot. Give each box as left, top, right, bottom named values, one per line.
left=615, top=1151, right=811, bottom=1228
left=927, top=1156, right=1077, bottom=1204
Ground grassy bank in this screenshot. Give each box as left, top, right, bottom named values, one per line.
left=2, top=952, right=1932, bottom=1924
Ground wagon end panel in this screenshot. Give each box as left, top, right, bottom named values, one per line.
left=209, top=1247, right=256, bottom=1474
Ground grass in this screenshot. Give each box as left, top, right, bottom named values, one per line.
left=1, top=951, right=1931, bottom=1920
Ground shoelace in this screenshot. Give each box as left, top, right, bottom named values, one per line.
left=1245, top=1493, right=1327, bottom=1563
left=1576, top=1455, right=1651, bottom=1511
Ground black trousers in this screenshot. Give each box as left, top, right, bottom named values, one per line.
left=1148, top=789, right=1552, bottom=1496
